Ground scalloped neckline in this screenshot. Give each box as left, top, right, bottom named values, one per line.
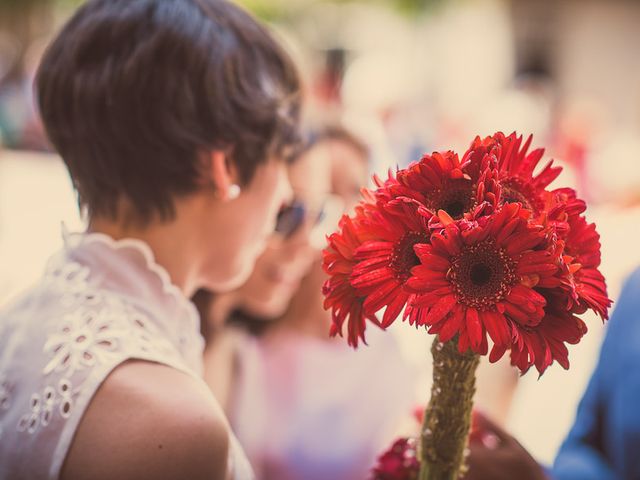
left=61, top=226, right=200, bottom=330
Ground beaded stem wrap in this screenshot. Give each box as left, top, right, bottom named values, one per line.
left=418, top=337, right=480, bottom=480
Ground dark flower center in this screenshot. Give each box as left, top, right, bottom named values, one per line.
left=470, top=263, right=492, bottom=287
left=425, top=179, right=475, bottom=220
left=448, top=240, right=517, bottom=309
left=390, top=231, right=429, bottom=282
left=501, top=178, right=542, bottom=213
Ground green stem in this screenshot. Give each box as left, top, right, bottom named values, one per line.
left=418, top=338, right=480, bottom=480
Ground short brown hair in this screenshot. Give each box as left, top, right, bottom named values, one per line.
left=37, top=0, right=301, bottom=222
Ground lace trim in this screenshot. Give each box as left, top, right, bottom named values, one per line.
left=60, top=227, right=200, bottom=334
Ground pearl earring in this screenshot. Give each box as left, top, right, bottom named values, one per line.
left=227, top=184, right=241, bottom=200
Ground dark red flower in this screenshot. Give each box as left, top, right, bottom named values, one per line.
left=351, top=198, right=432, bottom=327
left=370, top=170, right=422, bottom=206
left=498, top=291, right=589, bottom=374
left=465, top=132, right=562, bottom=215
left=370, top=437, right=419, bottom=480
left=407, top=204, right=558, bottom=367
left=536, top=186, right=610, bottom=322
left=323, top=211, right=381, bottom=347
left=323, top=131, right=609, bottom=376
left=562, top=214, right=611, bottom=320
left=540, top=187, right=588, bottom=241
left=552, top=187, right=587, bottom=218
left=394, top=150, right=499, bottom=220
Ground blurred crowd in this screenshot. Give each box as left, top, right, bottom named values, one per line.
left=1, top=0, right=640, bottom=476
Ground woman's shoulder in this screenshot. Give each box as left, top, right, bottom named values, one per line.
left=60, top=360, right=230, bottom=480
left=0, top=263, right=199, bottom=478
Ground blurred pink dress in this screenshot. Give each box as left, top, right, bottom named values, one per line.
left=230, top=327, right=415, bottom=480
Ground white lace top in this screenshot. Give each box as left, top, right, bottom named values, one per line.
left=0, top=231, right=254, bottom=480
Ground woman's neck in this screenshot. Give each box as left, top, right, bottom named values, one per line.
left=89, top=215, right=200, bottom=298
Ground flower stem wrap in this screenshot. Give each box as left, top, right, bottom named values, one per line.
left=419, top=338, right=480, bottom=480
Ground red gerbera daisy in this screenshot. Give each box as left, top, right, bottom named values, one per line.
left=323, top=212, right=381, bottom=347
left=562, top=214, right=611, bottom=320
left=369, top=170, right=422, bottom=206
left=406, top=204, right=558, bottom=365
left=395, top=150, right=499, bottom=220
left=465, top=132, right=562, bottom=215
left=552, top=187, right=587, bottom=218
left=501, top=291, right=589, bottom=374
left=540, top=187, right=588, bottom=241
left=350, top=198, right=432, bottom=328
left=370, top=437, right=419, bottom=480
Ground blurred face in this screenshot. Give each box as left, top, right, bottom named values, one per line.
left=326, top=139, right=368, bottom=211
left=234, top=144, right=334, bottom=318
left=292, top=138, right=369, bottom=311
left=199, top=157, right=291, bottom=292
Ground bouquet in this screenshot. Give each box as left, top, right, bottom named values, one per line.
left=322, top=132, right=611, bottom=480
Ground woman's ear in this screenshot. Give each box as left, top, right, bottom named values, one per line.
left=209, top=150, right=241, bottom=201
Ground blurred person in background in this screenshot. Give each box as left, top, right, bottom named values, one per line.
left=0, top=0, right=301, bottom=479
left=192, top=129, right=331, bottom=413
left=551, top=266, right=640, bottom=479
left=196, top=125, right=416, bottom=480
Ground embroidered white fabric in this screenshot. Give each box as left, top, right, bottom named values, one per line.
left=0, top=230, right=254, bottom=480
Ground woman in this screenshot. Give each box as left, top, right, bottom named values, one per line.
left=199, top=126, right=416, bottom=480
left=194, top=130, right=333, bottom=412
left=0, top=1, right=301, bottom=479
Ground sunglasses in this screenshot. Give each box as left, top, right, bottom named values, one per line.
left=275, top=199, right=325, bottom=238
left=275, top=194, right=345, bottom=248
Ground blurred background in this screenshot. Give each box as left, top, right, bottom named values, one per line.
left=1, top=0, right=640, bottom=467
